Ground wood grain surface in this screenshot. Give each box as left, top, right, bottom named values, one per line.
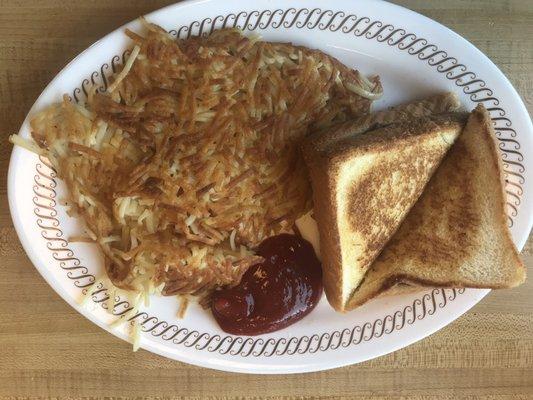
left=0, top=0, right=532, bottom=398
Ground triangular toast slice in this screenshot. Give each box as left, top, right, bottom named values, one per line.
left=302, top=112, right=467, bottom=311
left=347, top=105, right=526, bottom=310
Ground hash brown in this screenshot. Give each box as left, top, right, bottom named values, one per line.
left=27, top=21, right=382, bottom=301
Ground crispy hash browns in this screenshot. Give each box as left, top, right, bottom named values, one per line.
left=23, top=22, right=382, bottom=301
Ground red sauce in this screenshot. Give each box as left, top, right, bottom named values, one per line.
left=211, top=234, right=323, bottom=335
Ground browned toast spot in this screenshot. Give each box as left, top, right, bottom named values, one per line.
left=346, top=143, right=446, bottom=267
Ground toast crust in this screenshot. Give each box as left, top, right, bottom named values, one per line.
left=306, top=156, right=345, bottom=310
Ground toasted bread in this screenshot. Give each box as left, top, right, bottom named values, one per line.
left=305, top=92, right=461, bottom=156
left=346, top=105, right=526, bottom=310
left=302, top=112, right=467, bottom=312
left=376, top=283, right=423, bottom=298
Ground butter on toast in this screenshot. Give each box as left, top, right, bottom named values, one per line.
left=347, top=105, right=526, bottom=310
left=302, top=112, right=467, bottom=312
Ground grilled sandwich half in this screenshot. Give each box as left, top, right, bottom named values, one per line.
left=346, top=105, right=526, bottom=309
left=302, top=111, right=467, bottom=312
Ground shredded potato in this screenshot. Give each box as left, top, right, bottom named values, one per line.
left=108, top=45, right=141, bottom=93
left=9, top=134, right=44, bottom=155
left=23, top=22, right=382, bottom=303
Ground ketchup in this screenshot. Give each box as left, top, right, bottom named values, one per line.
left=211, top=234, right=323, bottom=335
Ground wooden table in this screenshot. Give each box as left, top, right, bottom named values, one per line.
left=1, top=1, right=532, bottom=398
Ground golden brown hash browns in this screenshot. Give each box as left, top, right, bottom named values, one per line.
left=29, top=22, right=382, bottom=299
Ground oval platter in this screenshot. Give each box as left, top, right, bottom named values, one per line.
left=8, top=0, right=533, bottom=373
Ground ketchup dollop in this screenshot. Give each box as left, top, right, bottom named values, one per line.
left=211, top=234, right=323, bottom=335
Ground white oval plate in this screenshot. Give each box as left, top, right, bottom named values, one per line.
left=8, top=0, right=533, bottom=374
